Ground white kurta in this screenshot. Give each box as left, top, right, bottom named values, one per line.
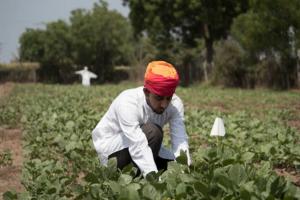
left=92, top=86, right=190, bottom=176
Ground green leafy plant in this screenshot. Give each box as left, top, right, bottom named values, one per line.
left=0, top=149, right=12, bottom=167
left=1, top=83, right=300, bottom=199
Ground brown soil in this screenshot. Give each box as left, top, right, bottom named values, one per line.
left=0, top=82, right=14, bottom=100
left=0, top=128, right=24, bottom=198
left=288, top=120, right=300, bottom=133
left=275, top=167, right=300, bottom=187
left=0, top=83, right=23, bottom=199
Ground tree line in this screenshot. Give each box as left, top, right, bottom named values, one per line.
left=19, top=0, right=300, bottom=89
left=19, top=1, right=134, bottom=83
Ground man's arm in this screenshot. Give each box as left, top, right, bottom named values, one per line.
left=117, top=101, right=158, bottom=176
left=169, top=98, right=191, bottom=165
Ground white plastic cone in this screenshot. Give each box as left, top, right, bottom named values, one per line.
left=210, top=117, right=226, bottom=137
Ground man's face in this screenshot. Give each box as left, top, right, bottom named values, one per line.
left=144, top=88, right=172, bottom=114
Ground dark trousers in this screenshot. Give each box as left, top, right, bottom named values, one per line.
left=108, top=122, right=172, bottom=172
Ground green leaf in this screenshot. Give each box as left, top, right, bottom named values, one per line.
left=66, top=120, right=75, bottom=130
left=222, top=158, right=236, bottom=166
left=293, top=160, right=300, bottom=168
left=84, top=173, right=98, bottom=183
left=215, top=174, right=233, bottom=193
left=151, top=182, right=167, bottom=192
left=194, top=181, right=209, bottom=196
left=121, top=184, right=140, bottom=200
left=240, top=188, right=251, bottom=200
left=240, top=181, right=255, bottom=200
left=65, top=141, right=77, bottom=152
left=109, top=181, right=121, bottom=194
left=73, top=184, right=84, bottom=195
left=53, top=134, right=63, bottom=144
left=145, top=171, right=159, bottom=182
left=176, top=150, right=188, bottom=165
left=70, top=134, right=78, bottom=141
left=122, top=163, right=134, bottom=173
left=118, top=174, right=132, bottom=185
left=261, top=144, right=272, bottom=155
left=3, top=191, right=18, bottom=200
left=142, top=184, right=158, bottom=200
left=127, top=183, right=141, bottom=191
left=228, top=164, right=246, bottom=184
left=179, top=174, right=194, bottom=183
left=47, top=187, right=57, bottom=194
left=277, top=133, right=286, bottom=143
left=283, top=183, right=300, bottom=199
left=176, top=183, right=186, bottom=195
left=90, top=184, right=102, bottom=198
left=270, top=176, right=286, bottom=197
left=108, top=157, right=117, bottom=170
left=241, top=152, right=254, bottom=162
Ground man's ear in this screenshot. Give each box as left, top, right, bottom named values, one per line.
left=143, top=87, right=150, bottom=97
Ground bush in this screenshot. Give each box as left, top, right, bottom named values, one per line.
left=112, top=66, right=130, bottom=83
left=255, top=53, right=294, bottom=90
left=212, top=39, right=253, bottom=88
left=0, top=62, right=40, bottom=83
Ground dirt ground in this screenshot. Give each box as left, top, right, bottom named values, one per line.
left=0, top=83, right=24, bottom=199
left=0, top=82, right=14, bottom=99
left=0, top=128, right=23, bottom=198
left=275, top=167, right=300, bottom=187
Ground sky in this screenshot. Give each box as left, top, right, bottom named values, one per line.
left=0, top=0, right=129, bottom=63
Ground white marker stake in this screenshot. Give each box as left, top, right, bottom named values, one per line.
left=210, top=117, right=226, bottom=137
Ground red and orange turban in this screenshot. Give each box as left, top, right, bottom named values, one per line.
left=144, top=61, right=179, bottom=96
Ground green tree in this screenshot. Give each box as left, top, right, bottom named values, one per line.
left=19, top=29, right=46, bottom=62
left=19, top=20, right=73, bottom=82
left=231, top=0, right=300, bottom=89
left=70, top=1, right=134, bottom=82
left=123, top=0, right=249, bottom=81
left=44, top=20, right=73, bottom=82
left=19, top=0, right=134, bottom=83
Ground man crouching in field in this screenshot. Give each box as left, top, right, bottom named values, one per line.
left=92, top=60, right=191, bottom=177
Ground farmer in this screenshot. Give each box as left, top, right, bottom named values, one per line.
left=92, top=60, right=191, bottom=177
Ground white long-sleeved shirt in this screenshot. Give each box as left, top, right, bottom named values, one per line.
left=92, top=86, right=190, bottom=176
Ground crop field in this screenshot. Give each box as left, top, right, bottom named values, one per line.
left=0, top=83, right=300, bottom=199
